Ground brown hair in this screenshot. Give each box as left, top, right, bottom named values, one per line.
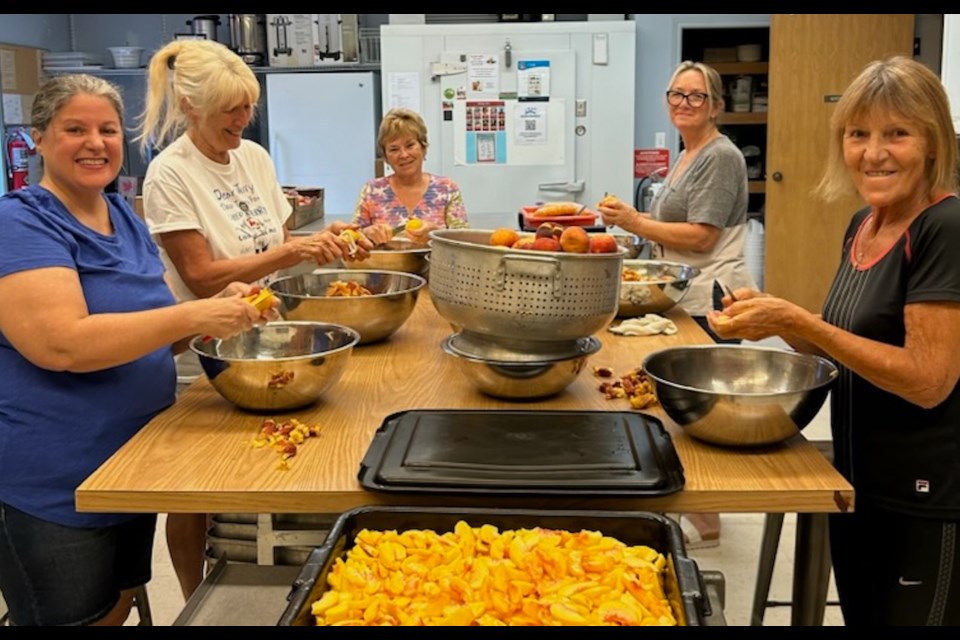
left=377, top=108, right=429, bottom=157
left=817, top=56, right=959, bottom=202
left=31, top=74, right=124, bottom=134
left=135, top=39, right=260, bottom=155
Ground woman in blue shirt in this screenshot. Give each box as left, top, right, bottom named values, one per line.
left=0, top=74, right=273, bottom=626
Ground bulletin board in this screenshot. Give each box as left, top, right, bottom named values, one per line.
left=452, top=98, right=567, bottom=166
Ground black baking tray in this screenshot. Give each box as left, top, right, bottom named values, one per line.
left=278, top=506, right=710, bottom=626
left=357, top=410, right=684, bottom=496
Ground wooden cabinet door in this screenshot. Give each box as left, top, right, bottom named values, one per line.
left=765, top=15, right=914, bottom=312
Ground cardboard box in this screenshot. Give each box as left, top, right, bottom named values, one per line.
left=2, top=92, right=34, bottom=125
left=283, top=186, right=324, bottom=230
left=0, top=44, right=46, bottom=94
left=703, top=47, right=738, bottom=63
left=266, top=14, right=315, bottom=67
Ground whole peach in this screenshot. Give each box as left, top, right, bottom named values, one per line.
left=589, top=233, right=619, bottom=254
left=559, top=226, right=590, bottom=253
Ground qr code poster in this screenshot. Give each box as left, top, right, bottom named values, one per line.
left=514, top=103, right=547, bottom=146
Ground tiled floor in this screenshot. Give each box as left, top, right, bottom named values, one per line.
left=117, top=336, right=843, bottom=627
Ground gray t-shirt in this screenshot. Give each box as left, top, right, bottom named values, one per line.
left=650, top=135, right=756, bottom=315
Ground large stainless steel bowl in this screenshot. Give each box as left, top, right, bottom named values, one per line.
left=271, top=270, right=426, bottom=344
left=611, top=234, right=652, bottom=259
left=442, top=334, right=601, bottom=399
left=190, top=322, right=359, bottom=411
left=618, top=259, right=700, bottom=317
left=643, top=345, right=838, bottom=447
left=343, top=238, right=430, bottom=278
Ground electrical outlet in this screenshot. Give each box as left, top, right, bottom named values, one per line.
left=655, top=132, right=666, bottom=148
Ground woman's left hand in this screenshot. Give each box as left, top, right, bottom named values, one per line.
left=403, top=220, right=436, bottom=244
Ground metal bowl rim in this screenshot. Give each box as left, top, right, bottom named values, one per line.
left=622, top=258, right=701, bottom=284
left=270, top=270, right=427, bottom=300
left=188, top=321, right=360, bottom=363
left=642, top=344, right=839, bottom=397
left=441, top=335, right=602, bottom=366
left=429, top=228, right=629, bottom=258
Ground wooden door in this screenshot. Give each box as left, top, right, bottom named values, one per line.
left=765, top=15, right=915, bottom=312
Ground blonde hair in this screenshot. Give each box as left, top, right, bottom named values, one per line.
left=817, top=56, right=958, bottom=202
left=666, top=61, right=725, bottom=112
left=135, top=40, right=260, bottom=155
left=377, top=108, right=429, bottom=157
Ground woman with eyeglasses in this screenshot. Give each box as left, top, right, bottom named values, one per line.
left=598, top=60, right=757, bottom=550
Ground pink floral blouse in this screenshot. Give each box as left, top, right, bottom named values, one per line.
left=351, top=175, right=469, bottom=229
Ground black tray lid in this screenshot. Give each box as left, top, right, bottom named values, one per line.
left=358, top=409, right=684, bottom=496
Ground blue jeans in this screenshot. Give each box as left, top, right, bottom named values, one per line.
left=0, top=500, right=155, bottom=626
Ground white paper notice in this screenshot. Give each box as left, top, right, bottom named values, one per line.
left=466, top=54, right=499, bottom=98
left=386, top=72, right=421, bottom=113
left=2, top=94, right=24, bottom=124
left=514, top=103, right=547, bottom=145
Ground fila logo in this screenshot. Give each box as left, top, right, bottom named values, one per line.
left=915, top=479, right=930, bottom=493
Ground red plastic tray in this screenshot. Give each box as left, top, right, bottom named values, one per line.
left=521, top=205, right=598, bottom=227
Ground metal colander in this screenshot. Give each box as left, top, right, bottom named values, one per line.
left=428, top=229, right=623, bottom=342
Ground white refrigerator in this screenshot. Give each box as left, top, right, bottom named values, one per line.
left=265, top=71, right=380, bottom=217
left=380, top=22, right=636, bottom=226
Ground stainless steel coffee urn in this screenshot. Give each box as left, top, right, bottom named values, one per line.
left=186, top=15, right=221, bottom=42
left=228, top=14, right=267, bottom=66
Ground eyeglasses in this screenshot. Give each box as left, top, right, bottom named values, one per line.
left=666, top=90, right=709, bottom=108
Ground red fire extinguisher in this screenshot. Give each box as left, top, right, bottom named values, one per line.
left=6, top=128, right=30, bottom=191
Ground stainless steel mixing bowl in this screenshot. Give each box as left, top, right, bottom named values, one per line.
left=618, top=259, right=700, bottom=317
left=442, top=334, right=602, bottom=399
left=271, top=270, right=426, bottom=344
left=190, top=321, right=359, bottom=411
left=642, top=345, right=838, bottom=447
left=343, top=238, right=430, bottom=278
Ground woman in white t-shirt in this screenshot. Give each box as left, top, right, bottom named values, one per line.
left=135, top=39, right=373, bottom=601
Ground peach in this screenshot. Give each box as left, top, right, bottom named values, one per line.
left=531, top=237, right=563, bottom=252
left=490, top=227, right=520, bottom=247
left=535, top=222, right=564, bottom=240
left=559, top=226, right=590, bottom=253
left=589, top=233, right=619, bottom=254
left=512, top=236, right=536, bottom=250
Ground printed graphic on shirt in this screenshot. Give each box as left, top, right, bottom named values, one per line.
left=215, top=182, right=280, bottom=255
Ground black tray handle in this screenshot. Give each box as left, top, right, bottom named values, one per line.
left=357, top=411, right=404, bottom=486
left=643, top=413, right=687, bottom=489
left=676, top=556, right=712, bottom=622
left=278, top=543, right=334, bottom=626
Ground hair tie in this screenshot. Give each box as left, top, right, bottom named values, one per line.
left=167, top=55, right=176, bottom=70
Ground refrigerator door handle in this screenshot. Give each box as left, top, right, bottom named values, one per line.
left=537, top=180, right=585, bottom=194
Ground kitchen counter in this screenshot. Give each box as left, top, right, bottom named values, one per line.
left=77, top=291, right=851, bottom=626
left=77, top=292, right=852, bottom=515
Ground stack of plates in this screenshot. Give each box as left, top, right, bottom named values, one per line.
left=42, top=51, right=104, bottom=72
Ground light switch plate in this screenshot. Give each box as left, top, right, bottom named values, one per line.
left=592, top=33, right=609, bottom=65
left=575, top=99, right=587, bottom=117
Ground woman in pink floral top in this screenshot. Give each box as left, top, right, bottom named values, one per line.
left=353, top=108, right=468, bottom=245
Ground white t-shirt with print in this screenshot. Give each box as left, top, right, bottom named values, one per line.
left=143, top=135, right=292, bottom=302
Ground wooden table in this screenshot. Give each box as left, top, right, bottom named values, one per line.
left=77, top=292, right=853, bottom=624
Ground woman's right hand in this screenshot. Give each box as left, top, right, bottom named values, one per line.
left=361, top=223, right=395, bottom=247
left=188, top=292, right=264, bottom=340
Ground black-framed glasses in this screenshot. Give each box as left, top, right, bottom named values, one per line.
left=666, top=90, right=709, bottom=108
